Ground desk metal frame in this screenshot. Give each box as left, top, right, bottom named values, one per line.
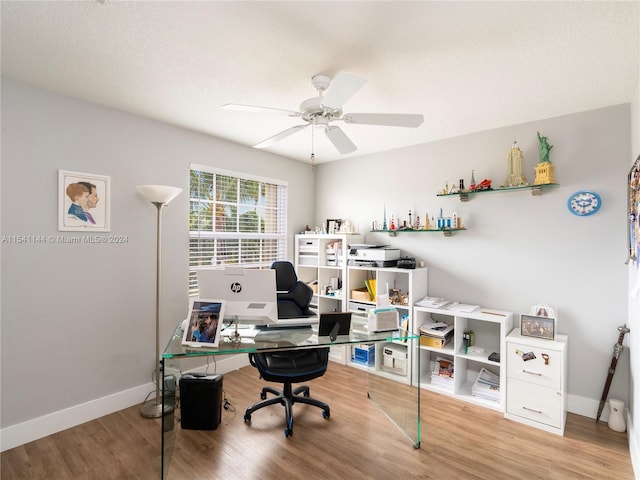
left=160, top=326, right=421, bottom=479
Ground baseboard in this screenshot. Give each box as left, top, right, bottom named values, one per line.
left=628, top=414, right=639, bottom=479
left=0, top=355, right=249, bottom=452
left=568, top=393, right=611, bottom=420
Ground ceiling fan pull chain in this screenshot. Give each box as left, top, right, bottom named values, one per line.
left=310, top=117, right=316, bottom=170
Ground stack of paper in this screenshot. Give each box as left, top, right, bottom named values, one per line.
left=415, top=296, right=451, bottom=308
left=430, top=357, right=454, bottom=391
left=446, top=302, right=480, bottom=313
left=419, top=321, right=454, bottom=337
left=419, top=321, right=454, bottom=348
left=471, top=367, right=500, bottom=402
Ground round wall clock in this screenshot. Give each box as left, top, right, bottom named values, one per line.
left=567, top=190, right=601, bottom=216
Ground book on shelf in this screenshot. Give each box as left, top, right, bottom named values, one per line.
left=430, top=356, right=454, bottom=390
left=434, top=357, right=454, bottom=377
left=364, top=279, right=374, bottom=301
left=400, top=316, right=410, bottom=342
left=471, top=367, right=500, bottom=402
left=368, top=279, right=377, bottom=299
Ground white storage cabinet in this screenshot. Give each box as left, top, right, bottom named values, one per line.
left=504, top=330, right=568, bottom=435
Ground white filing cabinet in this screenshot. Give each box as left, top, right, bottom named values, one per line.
left=504, top=330, right=568, bottom=435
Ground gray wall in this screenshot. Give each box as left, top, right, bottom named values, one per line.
left=0, top=77, right=635, bottom=463
left=0, top=79, right=314, bottom=436
left=628, top=74, right=640, bottom=475
left=315, top=104, right=631, bottom=416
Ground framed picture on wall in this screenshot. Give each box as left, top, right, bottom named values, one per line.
left=627, top=155, right=640, bottom=265
left=58, top=170, right=111, bottom=232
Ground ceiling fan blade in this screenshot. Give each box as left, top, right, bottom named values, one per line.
left=321, top=72, right=367, bottom=110
left=223, top=104, right=301, bottom=117
left=325, top=126, right=357, bottom=154
left=254, top=125, right=308, bottom=149
left=342, top=113, right=424, bottom=128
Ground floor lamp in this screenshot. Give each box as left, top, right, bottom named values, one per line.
left=137, top=184, right=182, bottom=419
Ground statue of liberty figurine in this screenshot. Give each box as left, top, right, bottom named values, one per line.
left=537, top=132, right=553, bottom=163
left=534, top=132, right=556, bottom=185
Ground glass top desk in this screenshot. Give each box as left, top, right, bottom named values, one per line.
left=160, top=324, right=421, bottom=479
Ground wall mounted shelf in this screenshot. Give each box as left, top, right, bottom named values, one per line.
left=371, top=228, right=466, bottom=238
left=437, top=183, right=559, bottom=202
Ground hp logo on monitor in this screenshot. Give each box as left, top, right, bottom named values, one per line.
left=230, top=282, right=242, bottom=294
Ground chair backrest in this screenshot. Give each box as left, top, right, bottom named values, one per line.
left=250, top=348, right=329, bottom=384
left=271, top=261, right=298, bottom=292
left=270, top=261, right=314, bottom=318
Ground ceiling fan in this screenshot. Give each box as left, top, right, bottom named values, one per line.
left=223, top=72, right=424, bottom=159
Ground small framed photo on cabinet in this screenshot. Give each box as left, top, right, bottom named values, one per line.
left=521, top=314, right=555, bottom=340
left=326, top=218, right=342, bottom=234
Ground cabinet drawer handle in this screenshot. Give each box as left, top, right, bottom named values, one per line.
left=522, top=369, right=542, bottom=376
left=522, top=406, right=543, bottom=414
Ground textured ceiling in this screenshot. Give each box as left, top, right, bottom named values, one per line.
left=1, top=1, right=638, bottom=163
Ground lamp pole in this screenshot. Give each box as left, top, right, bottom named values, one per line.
left=140, top=202, right=170, bottom=418
left=136, top=184, right=182, bottom=419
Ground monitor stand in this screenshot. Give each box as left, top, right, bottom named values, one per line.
left=329, top=321, right=341, bottom=341
left=223, top=316, right=242, bottom=344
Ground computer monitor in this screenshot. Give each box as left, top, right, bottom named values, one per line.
left=196, top=267, right=278, bottom=326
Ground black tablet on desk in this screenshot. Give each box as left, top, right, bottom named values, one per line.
left=319, top=312, right=352, bottom=341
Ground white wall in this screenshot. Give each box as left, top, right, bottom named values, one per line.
left=0, top=79, right=314, bottom=449
left=627, top=72, right=640, bottom=478
left=315, top=104, right=631, bottom=417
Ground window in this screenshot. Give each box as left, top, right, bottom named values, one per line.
left=189, top=165, right=288, bottom=295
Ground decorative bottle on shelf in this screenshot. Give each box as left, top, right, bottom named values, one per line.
left=390, top=215, right=396, bottom=231
left=470, top=170, right=476, bottom=191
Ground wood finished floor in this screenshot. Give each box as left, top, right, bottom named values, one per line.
left=1, top=363, right=634, bottom=479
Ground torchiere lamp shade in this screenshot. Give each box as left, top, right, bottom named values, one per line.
left=136, top=185, right=182, bottom=205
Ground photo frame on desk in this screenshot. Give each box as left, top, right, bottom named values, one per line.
left=326, top=218, right=342, bottom=234
left=521, top=314, right=555, bottom=340
left=182, top=299, right=225, bottom=348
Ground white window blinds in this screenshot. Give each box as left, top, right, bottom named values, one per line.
left=189, top=165, right=288, bottom=295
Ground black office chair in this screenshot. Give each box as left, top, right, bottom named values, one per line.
left=244, top=348, right=330, bottom=437
left=270, top=261, right=315, bottom=319
left=243, top=261, right=329, bottom=437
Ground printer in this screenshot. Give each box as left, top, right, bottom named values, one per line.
left=348, top=244, right=400, bottom=267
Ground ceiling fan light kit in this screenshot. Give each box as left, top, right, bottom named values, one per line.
left=223, top=71, right=424, bottom=159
